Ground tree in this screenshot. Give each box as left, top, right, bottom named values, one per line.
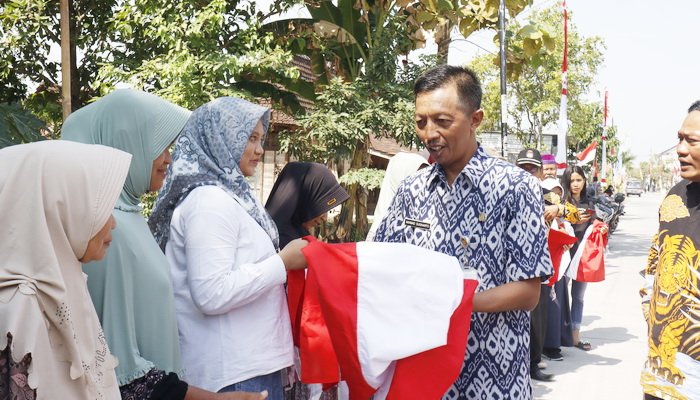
left=268, top=0, right=550, bottom=241
left=1, top=0, right=118, bottom=128
left=0, top=103, right=47, bottom=149
left=0, top=0, right=312, bottom=137
left=279, top=77, right=419, bottom=240
left=99, top=0, right=313, bottom=111
left=469, top=5, right=612, bottom=158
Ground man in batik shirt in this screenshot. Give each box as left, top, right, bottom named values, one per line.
left=374, top=65, right=552, bottom=399
left=641, top=101, right=700, bottom=400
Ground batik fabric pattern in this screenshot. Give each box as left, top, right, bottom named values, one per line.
left=374, top=145, right=552, bottom=400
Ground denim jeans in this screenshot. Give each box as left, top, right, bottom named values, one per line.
left=571, top=280, right=588, bottom=330
left=218, top=370, right=284, bottom=400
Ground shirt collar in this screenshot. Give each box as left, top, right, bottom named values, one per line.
left=427, top=144, right=491, bottom=188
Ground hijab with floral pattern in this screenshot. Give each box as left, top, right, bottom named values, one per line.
left=149, top=97, right=279, bottom=250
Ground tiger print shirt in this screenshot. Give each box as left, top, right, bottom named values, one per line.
left=641, top=180, right=700, bottom=400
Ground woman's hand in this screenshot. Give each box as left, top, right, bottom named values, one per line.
left=279, top=238, right=309, bottom=271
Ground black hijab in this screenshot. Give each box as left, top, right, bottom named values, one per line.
left=265, top=162, right=350, bottom=247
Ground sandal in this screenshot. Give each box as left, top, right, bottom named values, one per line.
left=575, top=341, right=592, bottom=351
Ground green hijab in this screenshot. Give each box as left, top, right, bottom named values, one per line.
left=62, top=89, right=191, bottom=385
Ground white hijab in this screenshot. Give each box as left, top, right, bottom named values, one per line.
left=367, top=152, right=428, bottom=240
left=0, top=141, right=130, bottom=399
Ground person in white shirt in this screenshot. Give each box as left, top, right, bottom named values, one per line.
left=149, top=97, right=308, bottom=399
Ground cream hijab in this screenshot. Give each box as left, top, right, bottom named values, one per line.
left=0, top=141, right=130, bottom=399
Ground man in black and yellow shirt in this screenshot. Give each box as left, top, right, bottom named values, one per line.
left=641, top=101, right=700, bottom=400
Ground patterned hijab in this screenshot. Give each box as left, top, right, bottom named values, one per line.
left=149, top=97, right=279, bottom=250
left=0, top=141, right=130, bottom=398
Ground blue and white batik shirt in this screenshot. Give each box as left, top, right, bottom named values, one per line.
left=374, top=145, right=553, bottom=400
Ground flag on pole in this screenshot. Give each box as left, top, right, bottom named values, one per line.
left=576, top=140, right=598, bottom=166
left=290, top=238, right=478, bottom=400
left=554, top=0, right=569, bottom=168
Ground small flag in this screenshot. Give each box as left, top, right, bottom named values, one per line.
left=576, top=140, right=598, bottom=166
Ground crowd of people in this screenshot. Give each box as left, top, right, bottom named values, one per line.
left=1, top=63, right=694, bottom=400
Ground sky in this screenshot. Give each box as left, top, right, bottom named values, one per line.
left=262, top=0, right=700, bottom=162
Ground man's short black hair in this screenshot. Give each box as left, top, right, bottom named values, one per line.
left=414, top=65, right=482, bottom=112
left=688, top=100, right=700, bottom=113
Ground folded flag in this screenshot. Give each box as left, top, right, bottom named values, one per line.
left=566, top=219, right=609, bottom=282
left=546, top=225, right=578, bottom=286
left=290, top=238, right=478, bottom=400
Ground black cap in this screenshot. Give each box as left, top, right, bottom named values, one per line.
left=516, top=148, right=542, bottom=167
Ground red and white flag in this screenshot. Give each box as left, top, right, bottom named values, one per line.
left=546, top=221, right=577, bottom=286
left=576, top=140, right=598, bottom=166
left=289, top=238, right=478, bottom=400
left=566, top=219, right=608, bottom=282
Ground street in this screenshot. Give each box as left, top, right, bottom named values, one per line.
left=533, top=191, right=666, bottom=399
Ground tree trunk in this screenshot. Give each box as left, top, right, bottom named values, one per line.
left=329, top=136, right=370, bottom=242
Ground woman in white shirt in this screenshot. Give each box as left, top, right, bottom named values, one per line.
left=149, top=97, right=308, bottom=399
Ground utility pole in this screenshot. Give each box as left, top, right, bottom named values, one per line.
left=498, top=0, right=508, bottom=158
left=60, top=0, right=72, bottom=119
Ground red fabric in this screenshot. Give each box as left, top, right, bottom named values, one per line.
left=387, top=279, right=477, bottom=400
left=546, top=228, right=577, bottom=286
left=574, top=220, right=608, bottom=282
left=296, top=240, right=477, bottom=400
left=302, top=240, right=376, bottom=400
left=287, top=269, right=305, bottom=346
left=299, top=265, right=340, bottom=383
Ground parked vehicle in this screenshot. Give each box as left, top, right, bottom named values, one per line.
left=625, top=180, right=643, bottom=197
left=592, top=192, right=625, bottom=234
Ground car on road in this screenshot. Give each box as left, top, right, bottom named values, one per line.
left=625, top=180, right=643, bottom=197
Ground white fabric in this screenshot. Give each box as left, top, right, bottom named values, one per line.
left=0, top=140, right=130, bottom=399
left=367, top=153, right=428, bottom=241
left=165, top=185, right=293, bottom=391
left=355, top=242, right=463, bottom=389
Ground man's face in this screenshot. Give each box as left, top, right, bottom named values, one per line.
left=677, top=110, right=700, bottom=182
left=543, top=164, right=557, bottom=179
left=518, top=163, right=543, bottom=180
left=415, top=84, right=483, bottom=176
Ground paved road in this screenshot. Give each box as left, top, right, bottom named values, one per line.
left=533, top=191, right=666, bottom=399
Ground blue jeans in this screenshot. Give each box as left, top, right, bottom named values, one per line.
left=218, top=370, right=284, bottom=400
left=571, top=280, right=587, bottom=330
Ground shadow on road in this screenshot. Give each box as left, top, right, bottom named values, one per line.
left=608, top=232, right=652, bottom=258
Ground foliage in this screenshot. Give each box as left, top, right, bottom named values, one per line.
left=0, top=0, right=313, bottom=129
left=469, top=5, right=613, bottom=161
left=279, top=77, right=419, bottom=164
left=338, top=168, right=385, bottom=190
left=0, top=103, right=47, bottom=149
left=1, top=0, right=119, bottom=127
left=97, top=0, right=312, bottom=111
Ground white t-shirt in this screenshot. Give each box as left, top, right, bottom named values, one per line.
left=165, top=185, right=293, bottom=391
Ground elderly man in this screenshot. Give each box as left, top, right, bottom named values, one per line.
left=542, top=153, right=558, bottom=179
left=641, top=101, right=700, bottom=400
left=374, top=65, right=552, bottom=399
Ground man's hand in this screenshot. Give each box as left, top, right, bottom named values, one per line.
left=544, top=205, right=559, bottom=223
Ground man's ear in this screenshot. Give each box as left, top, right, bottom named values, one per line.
left=471, top=108, right=484, bottom=132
